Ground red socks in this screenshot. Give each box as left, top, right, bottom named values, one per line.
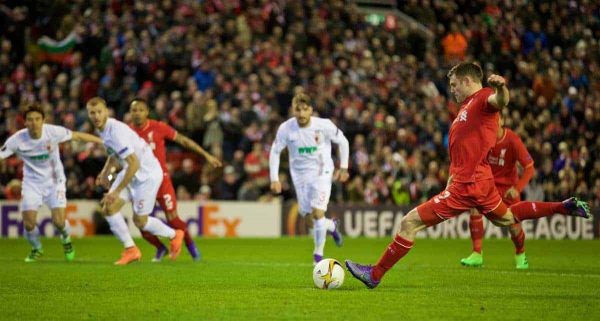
left=510, top=226, right=525, bottom=254
left=371, top=235, right=414, bottom=282
left=469, top=215, right=484, bottom=253
left=510, top=201, right=567, bottom=222
left=168, top=217, right=193, bottom=245
left=140, top=230, right=165, bottom=249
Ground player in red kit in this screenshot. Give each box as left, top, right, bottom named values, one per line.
left=128, top=99, right=222, bottom=261
left=461, top=118, right=535, bottom=269
left=345, top=62, right=591, bottom=289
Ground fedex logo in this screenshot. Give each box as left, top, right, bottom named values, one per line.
left=186, top=204, right=241, bottom=237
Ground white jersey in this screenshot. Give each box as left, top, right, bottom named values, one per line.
left=0, top=124, right=72, bottom=184
left=269, top=117, right=349, bottom=182
left=97, top=118, right=162, bottom=182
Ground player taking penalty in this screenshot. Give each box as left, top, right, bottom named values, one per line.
left=0, top=103, right=103, bottom=262
left=128, top=98, right=222, bottom=262
left=345, top=62, right=592, bottom=288
left=87, top=97, right=184, bottom=265
left=461, top=117, right=535, bottom=269
left=269, top=93, right=349, bottom=264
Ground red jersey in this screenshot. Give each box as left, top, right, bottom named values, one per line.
left=130, top=120, right=177, bottom=174
left=448, top=87, right=499, bottom=183
left=487, top=128, right=534, bottom=188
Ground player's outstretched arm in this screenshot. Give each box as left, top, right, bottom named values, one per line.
left=174, top=133, right=222, bottom=168
left=71, top=131, right=103, bottom=144
left=487, top=74, right=510, bottom=110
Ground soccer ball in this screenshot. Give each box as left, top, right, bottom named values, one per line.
left=312, top=258, right=345, bottom=289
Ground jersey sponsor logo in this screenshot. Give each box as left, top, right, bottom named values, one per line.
left=147, top=132, right=156, bottom=150
left=498, top=148, right=507, bottom=166
left=28, top=153, right=50, bottom=161
left=298, top=146, right=317, bottom=154
left=458, top=109, right=468, bottom=122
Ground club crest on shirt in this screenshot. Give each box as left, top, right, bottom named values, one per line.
left=314, top=130, right=323, bottom=144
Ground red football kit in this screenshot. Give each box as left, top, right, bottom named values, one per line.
left=130, top=120, right=178, bottom=212
left=418, top=87, right=502, bottom=225
left=488, top=128, right=534, bottom=206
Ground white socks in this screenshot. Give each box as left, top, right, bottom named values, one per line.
left=106, top=213, right=135, bottom=248
left=24, top=226, right=42, bottom=250
left=142, top=217, right=176, bottom=239
left=58, top=220, right=71, bottom=242
left=313, top=217, right=327, bottom=256
left=324, top=218, right=335, bottom=233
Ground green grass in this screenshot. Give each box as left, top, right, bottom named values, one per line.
left=1, top=237, right=599, bottom=321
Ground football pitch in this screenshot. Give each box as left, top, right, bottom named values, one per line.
left=1, top=237, right=598, bottom=321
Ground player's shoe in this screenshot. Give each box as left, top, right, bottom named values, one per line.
left=62, top=236, right=75, bottom=262
left=151, top=245, right=169, bottom=263
left=169, top=230, right=184, bottom=261
left=460, top=251, right=483, bottom=267
left=313, top=254, right=323, bottom=265
left=114, top=246, right=142, bottom=265
left=563, top=197, right=592, bottom=218
left=186, top=242, right=202, bottom=262
left=330, top=218, right=344, bottom=247
left=345, top=260, right=380, bottom=289
left=24, top=248, right=43, bottom=263
left=515, top=253, right=529, bottom=269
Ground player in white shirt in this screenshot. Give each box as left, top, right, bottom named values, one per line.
left=86, top=97, right=184, bottom=265
left=0, top=103, right=103, bottom=262
left=269, top=93, right=350, bottom=264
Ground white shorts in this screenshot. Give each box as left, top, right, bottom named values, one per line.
left=20, top=180, right=67, bottom=212
left=110, top=170, right=163, bottom=216
left=293, top=175, right=332, bottom=216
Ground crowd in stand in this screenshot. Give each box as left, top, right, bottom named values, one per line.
left=0, top=0, right=599, bottom=207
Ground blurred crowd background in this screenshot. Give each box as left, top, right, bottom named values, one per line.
left=0, top=0, right=599, bottom=207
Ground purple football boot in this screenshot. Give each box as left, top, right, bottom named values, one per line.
left=151, top=245, right=169, bottom=263
left=562, top=197, right=592, bottom=218
left=345, top=259, right=380, bottom=289
left=329, top=218, right=344, bottom=247
left=186, top=242, right=202, bottom=262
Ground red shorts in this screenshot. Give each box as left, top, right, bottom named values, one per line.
left=156, top=174, right=177, bottom=212
left=417, top=179, right=503, bottom=226
left=496, top=184, right=520, bottom=206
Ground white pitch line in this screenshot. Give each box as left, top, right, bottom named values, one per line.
left=1, top=257, right=599, bottom=279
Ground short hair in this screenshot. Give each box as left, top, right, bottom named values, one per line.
left=447, top=62, right=483, bottom=83
left=292, top=93, right=311, bottom=108
left=24, top=103, right=45, bottom=119
left=130, top=98, right=148, bottom=108
left=86, top=97, right=107, bottom=108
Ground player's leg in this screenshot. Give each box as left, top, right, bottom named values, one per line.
left=21, top=182, right=43, bottom=262
left=308, top=177, right=338, bottom=264
left=503, top=194, right=527, bottom=269
left=461, top=208, right=484, bottom=267
left=46, top=184, right=75, bottom=261
left=346, top=187, right=466, bottom=288
left=486, top=198, right=592, bottom=227
left=132, top=174, right=184, bottom=261
left=103, top=197, right=141, bottom=265
left=346, top=207, right=428, bottom=288
left=103, top=173, right=140, bottom=264
left=50, top=208, right=75, bottom=262
left=22, top=210, right=43, bottom=262
left=160, top=176, right=200, bottom=261
left=138, top=178, right=170, bottom=262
